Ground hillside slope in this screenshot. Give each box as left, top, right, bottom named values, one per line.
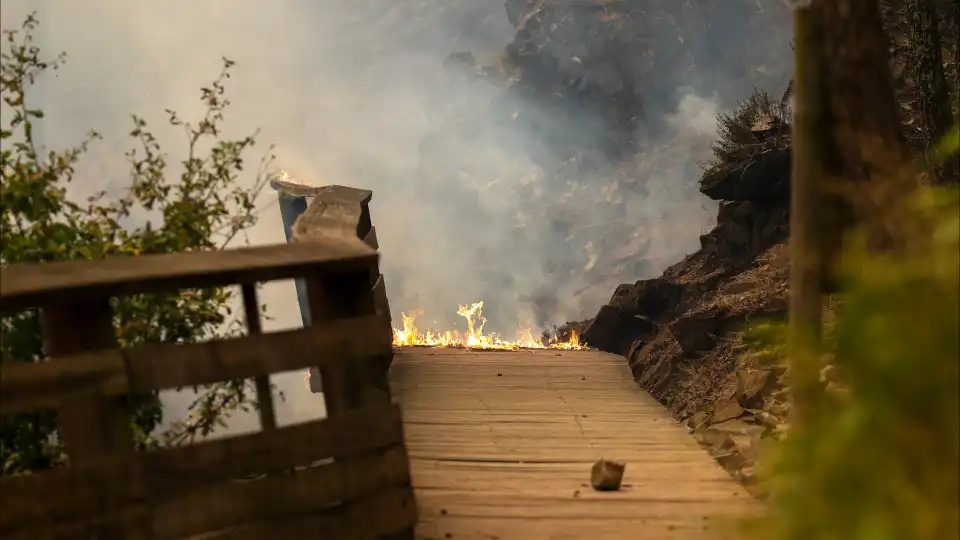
left=573, top=0, right=958, bottom=492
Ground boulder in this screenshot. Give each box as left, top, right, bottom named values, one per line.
left=667, top=307, right=731, bottom=355
left=612, top=278, right=685, bottom=319
left=699, top=148, right=791, bottom=202
left=582, top=305, right=657, bottom=356
left=712, top=399, right=745, bottom=424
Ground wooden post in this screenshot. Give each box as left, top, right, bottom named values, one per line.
left=304, top=269, right=389, bottom=415
left=292, top=185, right=395, bottom=393
left=294, top=187, right=412, bottom=539
left=304, top=266, right=410, bottom=540
left=41, top=298, right=152, bottom=538
left=787, top=1, right=827, bottom=425
left=241, top=283, right=277, bottom=431
left=790, top=0, right=912, bottom=425
left=41, top=299, right=133, bottom=465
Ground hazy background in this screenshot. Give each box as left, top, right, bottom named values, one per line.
left=0, top=0, right=791, bottom=434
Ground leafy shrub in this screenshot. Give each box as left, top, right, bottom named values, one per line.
left=709, top=87, right=792, bottom=166
left=0, top=14, right=273, bottom=474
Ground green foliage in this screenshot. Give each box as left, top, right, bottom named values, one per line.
left=934, top=124, right=959, bottom=159
left=740, top=182, right=960, bottom=539
left=709, top=87, right=791, bottom=166
left=0, top=14, right=273, bottom=474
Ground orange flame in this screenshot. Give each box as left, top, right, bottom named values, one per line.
left=392, top=300, right=585, bottom=350
left=305, top=300, right=586, bottom=390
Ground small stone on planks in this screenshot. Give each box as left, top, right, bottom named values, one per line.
left=590, top=459, right=626, bottom=491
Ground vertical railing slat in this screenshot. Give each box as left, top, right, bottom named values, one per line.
left=241, top=283, right=277, bottom=431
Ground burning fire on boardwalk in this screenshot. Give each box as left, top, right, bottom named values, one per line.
left=392, top=300, right=586, bottom=350
left=304, top=300, right=585, bottom=386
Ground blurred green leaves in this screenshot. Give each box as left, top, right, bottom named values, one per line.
left=741, top=182, right=959, bottom=539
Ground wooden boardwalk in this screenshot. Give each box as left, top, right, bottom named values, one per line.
left=390, top=347, right=760, bottom=540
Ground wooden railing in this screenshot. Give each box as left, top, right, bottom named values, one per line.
left=0, top=237, right=416, bottom=539
left=290, top=184, right=392, bottom=395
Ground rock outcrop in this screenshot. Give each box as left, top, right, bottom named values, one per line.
left=578, top=121, right=793, bottom=491
left=582, top=134, right=791, bottom=387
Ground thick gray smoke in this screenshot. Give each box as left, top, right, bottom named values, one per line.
left=1, top=0, right=792, bottom=433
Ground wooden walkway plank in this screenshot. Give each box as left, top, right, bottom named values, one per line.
left=390, top=348, right=760, bottom=540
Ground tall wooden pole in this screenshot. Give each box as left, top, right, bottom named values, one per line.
left=789, top=0, right=910, bottom=425
left=788, top=0, right=826, bottom=425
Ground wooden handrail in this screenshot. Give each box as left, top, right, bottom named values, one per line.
left=0, top=185, right=417, bottom=540
left=0, top=238, right=377, bottom=313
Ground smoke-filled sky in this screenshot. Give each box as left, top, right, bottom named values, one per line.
left=1, top=0, right=791, bottom=434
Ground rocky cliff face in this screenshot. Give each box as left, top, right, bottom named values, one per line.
left=566, top=119, right=793, bottom=494
left=581, top=121, right=792, bottom=418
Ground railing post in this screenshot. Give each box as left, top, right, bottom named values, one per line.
left=42, top=299, right=132, bottom=463
left=285, top=184, right=393, bottom=396
left=241, top=283, right=278, bottom=431
left=41, top=298, right=152, bottom=538
left=270, top=177, right=324, bottom=393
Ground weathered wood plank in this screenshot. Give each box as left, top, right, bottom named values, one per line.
left=0, top=456, right=135, bottom=533
left=0, top=315, right=392, bottom=416
left=190, top=486, right=417, bottom=540
left=0, top=404, right=405, bottom=533
left=0, top=240, right=377, bottom=313
left=3, top=505, right=155, bottom=540
left=129, top=314, right=391, bottom=393
left=154, top=444, right=410, bottom=539
left=0, top=351, right=129, bottom=415
left=4, top=448, right=411, bottom=540
left=391, top=348, right=761, bottom=540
